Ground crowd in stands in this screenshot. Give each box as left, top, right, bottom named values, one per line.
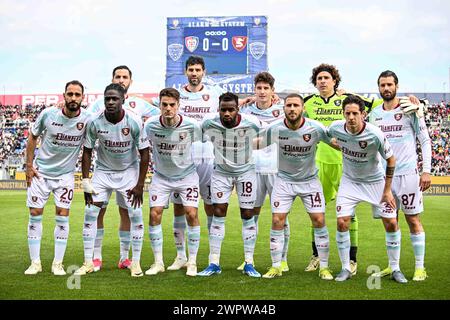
left=1, top=100, right=449, bottom=179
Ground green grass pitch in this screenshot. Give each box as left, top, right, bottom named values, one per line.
left=1, top=190, right=449, bottom=300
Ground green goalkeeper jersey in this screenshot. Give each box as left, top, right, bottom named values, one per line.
left=304, top=92, right=379, bottom=164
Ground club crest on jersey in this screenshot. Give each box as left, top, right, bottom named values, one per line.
left=272, top=109, right=280, bottom=117
left=217, top=192, right=223, bottom=198
left=394, top=113, right=403, bottom=121
left=77, top=122, right=84, bottom=130
left=273, top=201, right=280, bottom=208
left=168, top=43, right=183, bottom=61
left=32, top=196, right=38, bottom=202
left=179, top=132, right=187, bottom=141
left=129, top=101, right=136, bottom=108
left=151, top=195, right=157, bottom=201
left=122, top=128, right=130, bottom=136
left=303, top=134, right=311, bottom=142
left=232, top=36, right=248, bottom=52
left=202, top=94, right=210, bottom=101
left=359, top=141, right=368, bottom=149
left=237, top=129, right=246, bottom=137
left=250, top=42, right=265, bottom=60
left=185, top=36, right=199, bottom=53
left=334, top=100, right=342, bottom=106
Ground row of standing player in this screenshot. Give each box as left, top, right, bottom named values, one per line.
left=24, top=57, right=430, bottom=282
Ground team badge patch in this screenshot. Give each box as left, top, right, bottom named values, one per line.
left=122, top=128, right=130, bottom=136
left=272, top=110, right=280, bottom=117
left=217, top=192, right=223, bottom=198
left=334, top=100, right=342, bottom=106
left=250, top=42, right=265, bottom=60
left=273, top=201, right=280, bottom=208
left=359, top=141, right=368, bottom=149
left=129, top=101, right=136, bottom=108
left=168, top=43, right=183, bottom=61
left=151, top=195, right=157, bottom=201
left=77, top=122, right=84, bottom=130
left=32, top=196, right=38, bottom=202
left=179, top=132, right=187, bottom=141
left=185, top=36, right=199, bottom=53
left=303, top=134, right=311, bottom=142
left=202, top=94, right=210, bottom=101
left=336, top=206, right=341, bottom=212
left=232, top=36, right=248, bottom=52
left=394, top=113, right=403, bottom=121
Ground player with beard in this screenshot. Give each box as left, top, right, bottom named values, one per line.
left=25, top=80, right=91, bottom=276
left=369, top=71, right=431, bottom=281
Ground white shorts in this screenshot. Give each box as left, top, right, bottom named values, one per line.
left=271, top=176, right=325, bottom=214
left=91, top=167, right=139, bottom=209
left=211, top=170, right=257, bottom=209
left=255, top=173, right=276, bottom=208
left=336, top=176, right=396, bottom=219
left=150, top=171, right=200, bottom=208
left=171, top=160, right=213, bottom=205
left=27, top=172, right=75, bottom=209
left=392, top=174, right=424, bottom=215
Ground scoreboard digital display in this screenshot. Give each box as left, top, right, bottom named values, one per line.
left=166, top=16, right=268, bottom=94
left=183, top=26, right=248, bottom=74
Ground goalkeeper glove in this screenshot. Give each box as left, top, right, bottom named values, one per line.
left=399, top=97, right=426, bottom=118
left=82, top=178, right=98, bottom=194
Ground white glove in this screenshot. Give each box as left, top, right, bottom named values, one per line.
left=399, top=97, right=426, bottom=118
left=82, top=178, right=98, bottom=194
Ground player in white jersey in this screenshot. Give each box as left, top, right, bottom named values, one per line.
left=329, top=95, right=408, bottom=283
left=240, top=72, right=288, bottom=272
left=74, top=83, right=150, bottom=277
left=24, top=80, right=90, bottom=276
left=88, top=66, right=160, bottom=272
left=197, top=92, right=263, bottom=278
left=369, top=71, right=431, bottom=281
left=143, top=88, right=201, bottom=277
left=259, top=94, right=334, bottom=280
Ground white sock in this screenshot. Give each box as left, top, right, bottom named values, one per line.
left=269, top=229, right=284, bottom=268
left=336, top=230, right=351, bottom=271
left=282, top=217, right=290, bottom=261
left=411, top=232, right=425, bottom=269
left=28, top=215, right=43, bottom=262
left=93, top=228, right=104, bottom=260
left=173, top=215, right=187, bottom=259
left=54, top=215, right=69, bottom=263
left=207, top=216, right=213, bottom=234
left=314, top=226, right=330, bottom=269
left=82, top=205, right=100, bottom=262
left=242, top=217, right=257, bottom=265
left=128, top=207, right=144, bottom=262
left=119, top=230, right=130, bottom=261
left=187, top=225, right=200, bottom=264
left=209, top=216, right=225, bottom=265
left=149, top=224, right=163, bottom=264
left=386, top=230, right=401, bottom=272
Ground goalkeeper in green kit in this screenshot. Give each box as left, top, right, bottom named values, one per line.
left=303, top=64, right=379, bottom=275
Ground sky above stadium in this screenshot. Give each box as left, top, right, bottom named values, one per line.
left=1, top=0, right=449, bottom=94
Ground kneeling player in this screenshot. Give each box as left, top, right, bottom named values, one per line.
left=143, top=88, right=201, bottom=277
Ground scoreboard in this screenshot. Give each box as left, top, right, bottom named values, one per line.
left=166, top=16, right=268, bottom=94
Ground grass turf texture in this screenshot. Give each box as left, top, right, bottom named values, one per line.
left=1, top=190, right=449, bottom=300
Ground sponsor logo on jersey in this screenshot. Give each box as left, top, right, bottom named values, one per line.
left=303, top=134, right=311, bottom=142
left=32, top=196, right=38, bottom=202
left=77, top=122, right=84, bottom=130
left=122, top=128, right=130, bottom=136
left=232, top=36, right=247, bottom=52
left=272, top=109, right=280, bottom=117
left=249, top=42, right=265, bottom=60
left=334, top=100, right=342, bottom=106
left=217, top=192, right=223, bottom=198
left=155, top=133, right=166, bottom=138
left=179, top=132, right=187, bottom=140
left=129, top=101, right=136, bottom=108
left=168, top=43, right=183, bottom=61
left=202, top=94, right=210, bottom=101
left=359, top=141, right=368, bottom=149
left=394, top=113, right=403, bottom=121
left=51, top=122, right=63, bottom=127
left=97, top=130, right=108, bottom=134
left=273, top=201, right=280, bottom=208
left=151, top=195, right=157, bottom=201
left=185, top=36, right=199, bottom=53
